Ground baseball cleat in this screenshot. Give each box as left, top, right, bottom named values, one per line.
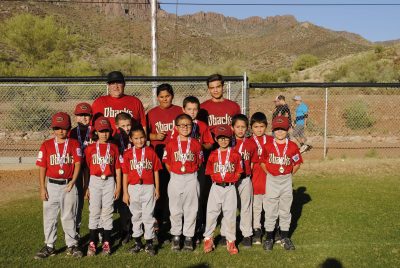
left=274, top=230, right=282, bottom=244
left=87, top=241, right=96, bottom=256
left=171, top=235, right=181, bottom=252
left=34, top=245, right=55, bottom=259
left=241, top=236, right=252, bottom=248
left=226, top=241, right=238, bottom=255
left=129, top=242, right=143, bottom=254
left=203, top=238, right=215, bottom=253
left=66, top=245, right=83, bottom=258
left=263, top=239, right=274, bottom=251
left=121, top=232, right=131, bottom=245
left=145, top=242, right=156, bottom=256
left=253, top=229, right=262, bottom=245
left=281, top=237, right=295, bottom=250
left=183, top=237, right=194, bottom=251
left=101, top=241, right=111, bottom=255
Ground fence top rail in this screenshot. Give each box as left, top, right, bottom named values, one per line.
left=249, top=82, right=400, bottom=88
left=0, top=76, right=244, bottom=83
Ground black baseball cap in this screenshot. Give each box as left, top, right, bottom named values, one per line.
left=107, top=71, right=125, bottom=84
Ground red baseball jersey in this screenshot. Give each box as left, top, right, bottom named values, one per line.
left=200, top=99, right=241, bottom=132
left=205, top=148, right=243, bottom=183
left=122, top=146, right=162, bottom=185
left=92, top=94, right=146, bottom=132
left=232, top=137, right=258, bottom=176
left=262, top=139, right=303, bottom=176
left=162, top=138, right=203, bottom=174
left=170, top=119, right=214, bottom=146
left=146, top=105, right=182, bottom=149
left=250, top=134, right=274, bottom=195
left=36, top=138, right=82, bottom=179
left=85, top=142, right=121, bottom=177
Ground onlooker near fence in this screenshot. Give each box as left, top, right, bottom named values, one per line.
left=272, top=95, right=292, bottom=128
left=292, top=96, right=312, bottom=154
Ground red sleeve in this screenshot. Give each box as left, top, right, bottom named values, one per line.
left=122, top=150, right=130, bottom=174
left=291, top=143, right=303, bottom=166
left=71, top=140, right=82, bottom=164
left=203, top=125, right=214, bottom=145
left=205, top=153, right=214, bottom=175
left=152, top=149, right=163, bottom=171
left=235, top=102, right=241, bottom=115
left=137, top=100, right=147, bottom=128
left=250, top=143, right=259, bottom=163
left=85, top=146, right=92, bottom=168
left=36, top=143, right=47, bottom=168
left=162, top=144, right=170, bottom=164
left=114, top=146, right=121, bottom=169
left=234, top=153, right=244, bottom=175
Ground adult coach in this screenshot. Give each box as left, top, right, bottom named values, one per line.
left=92, top=71, right=146, bottom=133
left=199, top=74, right=241, bottom=133
left=272, top=95, right=292, bottom=128
left=293, top=95, right=312, bottom=153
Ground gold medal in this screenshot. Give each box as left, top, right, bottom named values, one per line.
left=101, top=174, right=106, bottom=180
left=279, top=166, right=285, bottom=174
left=59, top=169, right=64, bottom=175
left=180, top=166, right=186, bottom=173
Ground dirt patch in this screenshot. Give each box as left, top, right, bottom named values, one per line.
left=0, top=169, right=38, bottom=206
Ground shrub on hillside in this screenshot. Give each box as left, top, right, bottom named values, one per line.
left=342, top=100, right=375, bottom=130
left=293, top=54, right=319, bottom=71
left=6, top=102, right=54, bottom=131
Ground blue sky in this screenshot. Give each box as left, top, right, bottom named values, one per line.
left=160, top=0, right=400, bottom=42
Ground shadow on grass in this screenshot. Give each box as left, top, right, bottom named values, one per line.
left=186, top=263, right=210, bottom=268
left=290, top=186, right=312, bottom=237
left=319, top=258, right=343, bottom=268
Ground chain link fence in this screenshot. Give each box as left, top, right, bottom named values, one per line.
left=249, top=83, right=400, bottom=160
left=0, top=76, right=245, bottom=162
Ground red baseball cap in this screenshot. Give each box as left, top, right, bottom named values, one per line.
left=51, top=112, right=71, bottom=129
left=213, top=125, right=233, bottom=139
left=94, top=116, right=112, bottom=132
left=272, top=116, right=290, bottom=131
left=74, top=102, right=92, bottom=115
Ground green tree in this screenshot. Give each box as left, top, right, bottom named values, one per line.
left=293, top=54, right=319, bottom=71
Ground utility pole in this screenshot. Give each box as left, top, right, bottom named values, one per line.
left=151, top=0, right=158, bottom=107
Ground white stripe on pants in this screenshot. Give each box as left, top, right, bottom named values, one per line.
left=88, top=175, right=115, bottom=231
left=265, top=173, right=293, bottom=232
left=43, top=177, right=78, bottom=248
left=204, top=183, right=237, bottom=242
left=237, top=176, right=253, bottom=237
left=128, top=184, right=156, bottom=240
left=253, top=194, right=267, bottom=230
left=168, top=172, right=199, bottom=237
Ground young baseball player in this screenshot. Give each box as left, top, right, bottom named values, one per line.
left=203, top=125, right=243, bottom=255
left=163, top=114, right=203, bottom=252
left=85, top=117, right=121, bottom=256
left=35, top=112, right=83, bottom=259
left=122, top=125, right=162, bottom=256
left=69, top=102, right=92, bottom=238
left=260, top=116, right=303, bottom=251
left=250, top=112, right=274, bottom=245
left=230, top=114, right=258, bottom=248
left=112, top=112, right=134, bottom=245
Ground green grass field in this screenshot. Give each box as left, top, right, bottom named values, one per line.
left=1, top=166, right=399, bottom=267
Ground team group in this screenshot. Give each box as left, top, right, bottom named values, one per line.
left=35, top=72, right=305, bottom=259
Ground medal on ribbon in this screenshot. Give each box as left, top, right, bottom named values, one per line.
left=96, top=141, right=110, bottom=179
left=273, top=138, right=289, bottom=174
left=54, top=138, right=69, bottom=175
left=218, top=147, right=231, bottom=181
left=253, top=135, right=266, bottom=156
left=178, top=136, right=191, bottom=173
left=133, top=147, right=145, bottom=184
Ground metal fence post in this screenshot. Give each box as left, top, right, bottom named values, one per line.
left=323, top=87, right=329, bottom=159
left=227, top=81, right=231, bottom=100
left=243, top=72, right=248, bottom=115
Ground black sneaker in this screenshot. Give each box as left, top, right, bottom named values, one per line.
left=274, top=229, right=282, bottom=244
left=66, top=245, right=83, bottom=258
left=242, top=236, right=252, bottom=248
left=281, top=237, right=295, bottom=250
left=253, top=229, right=262, bottom=245
left=34, top=245, right=55, bottom=259
left=219, top=236, right=227, bottom=245
left=121, top=232, right=131, bottom=245
left=129, top=242, right=143, bottom=254
left=183, top=237, right=194, bottom=251
left=171, top=235, right=181, bottom=251
left=145, top=242, right=156, bottom=256
left=263, top=239, right=274, bottom=251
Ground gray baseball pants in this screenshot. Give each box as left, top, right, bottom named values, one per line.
left=253, top=193, right=268, bottom=230
left=128, top=184, right=156, bottom=240
left=43, top=177, right=78, bottom=248
left=88, top=175, right=115, bottom=231
left=237, top=176, right=253, bottom=238
left=204, top=183, right=237, bottom=242
left=265, top=173, right=293, bottom=232
left=168, top=172, right=199, bottom=237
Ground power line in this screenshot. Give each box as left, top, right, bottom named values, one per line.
left=3, top=0, right=400, bottom=6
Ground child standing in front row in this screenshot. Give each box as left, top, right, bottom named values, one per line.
left=250, top=112, right=274, bottom=244
left=260, top=116, right=303, bottom=251
left=122, top=125, right=162, bottom=256
left=203, top=125, right=243, bottom=255
left=163, top=114, right=203, bottom=252
left=35, top=112, right=83, bottom=259
left=230, top=114, right=258, bottom=248
left=85, top=117, right=121, bottom=256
